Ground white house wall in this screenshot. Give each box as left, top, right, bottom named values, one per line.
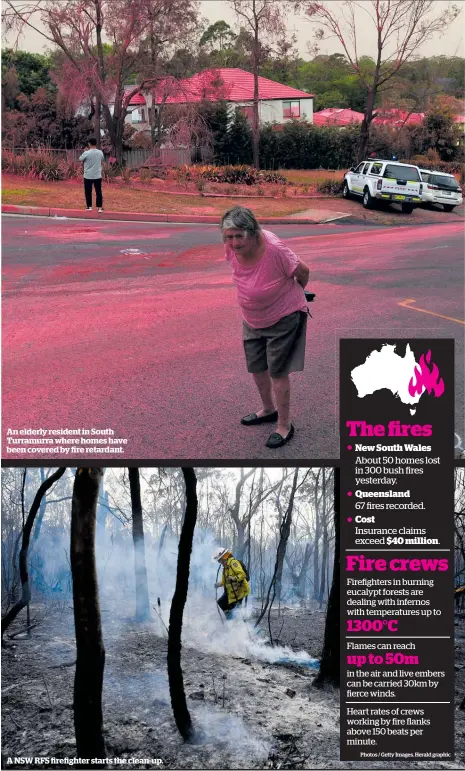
left=226, top=98, right=313, bottom=126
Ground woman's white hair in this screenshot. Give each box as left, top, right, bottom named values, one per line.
left=221, top=206, right=261, bottom=239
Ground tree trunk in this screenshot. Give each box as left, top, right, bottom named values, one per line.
left=94, top=97, right=101, bottom=146
left=314, top=468, right=340, bottom=688
left=318, top=468, right=328, bottom=606
left=252, top=30, right=260, bottom=169
left=298, top=542, right=313, bottom=599
left=2, top=468, right=67, bottom=640
left=129, top=468, right=151, bottom=622
left=167, top=468, right=197, bottom=742
left=255, top=469, right=299, bottom=627
left=71, top=468, right=106, bottom=760
left=313, top=471, right=321, bottom=600
left=274, top=469, right=298, bottom=604
left=357, top=82, right=378, bottom=163
left=32, top=468, right=47, bottom=543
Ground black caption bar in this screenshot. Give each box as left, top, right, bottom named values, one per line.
left=339, top=339, right=454, bottom=762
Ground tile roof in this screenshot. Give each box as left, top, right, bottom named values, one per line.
left=123, top=86, right=146, bottom=105
left=372, top=109, right=424, bottom=126
left=313, top=108, right=364, bottom=125
left=151, top=68, right=313, bottom=104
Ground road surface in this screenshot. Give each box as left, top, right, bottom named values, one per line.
left=2, top=215, right=464, bottom=460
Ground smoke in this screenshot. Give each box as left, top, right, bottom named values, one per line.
left=24, top=511, right=318, bottom=669
left=151, top=532, right=319, bottom=670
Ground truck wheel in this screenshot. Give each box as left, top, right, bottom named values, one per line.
left=342, top=181, right=351, bottom=199
left=443, top=204, right=455, bottom=212
left=401, top=203, right=414, bottom=214
left=362, top=188, right=374, bottom=209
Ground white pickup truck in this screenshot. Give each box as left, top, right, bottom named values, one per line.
left=343, top=160, right=423, bottom=214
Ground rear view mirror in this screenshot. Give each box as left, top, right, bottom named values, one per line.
left=349, top=167, right=355, bottom=172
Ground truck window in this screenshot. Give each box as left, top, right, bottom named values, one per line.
left=362, top=163, right=370, bottom=174
left=370, top=163, right=382, bottom=175
left=383, top=164, right=421, bottom=182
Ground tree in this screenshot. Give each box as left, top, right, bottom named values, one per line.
left=423, top=100, right=461, bottom=160
left=302, top=1, right=461, bottom=162
left=2, top=467, right=67, bottom=641
left=129, top=468, right=151, bottom=622
left=167, top=467, right=197, bottom=742
left=254, top=468, right=303, bottom=630
left=314, top=468, right=339, bottom=688
left=199, top=20, right=236, bottom=52
left=1, top=49, right=54, bottom=97
left=2, top=0, right=200, bottom=162
left=70, top=467, right=106, bottom=759
left=230, top=0, right=296, bottom=169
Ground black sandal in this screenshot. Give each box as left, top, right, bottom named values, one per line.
left=265, top=423, right=295, bottom=448
left=241, top=410, right=278, bottom=426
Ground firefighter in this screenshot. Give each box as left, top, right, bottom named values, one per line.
left=213, top=547, right=250, bottom=619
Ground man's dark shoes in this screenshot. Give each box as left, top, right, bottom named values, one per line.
left=241, top=410, right=278, bottom=426
left=265, top=423, right=295, bottom=448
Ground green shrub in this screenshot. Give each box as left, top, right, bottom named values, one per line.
left=316, top=178, right=343, bottom=195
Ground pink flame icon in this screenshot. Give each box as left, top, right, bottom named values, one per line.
left=408, top=350, right=445, bottom=398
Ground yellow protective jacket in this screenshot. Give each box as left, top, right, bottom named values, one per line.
left=221, top=556, right=251, bottom=604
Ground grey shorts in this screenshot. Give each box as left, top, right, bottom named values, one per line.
left=242, top=310, right=308, bottom=378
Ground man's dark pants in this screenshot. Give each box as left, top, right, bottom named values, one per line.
left=217, top=592, right=243, bottom=619
left=84, top=177, right=103, bottom=208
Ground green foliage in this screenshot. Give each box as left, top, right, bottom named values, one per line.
left=316, top=178, right=343, bottom=195
left=2, top=49, right=54, bottom=97
left=197, top=100, right=230, bottom=163
left=223, top=110, right=253, bottom=165
left=260, top=122, right=359, bottom=170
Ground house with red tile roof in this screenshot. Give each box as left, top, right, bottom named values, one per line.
left=313, top=108, right=364, bottom=126
left=117, top=68, right=313, bottom=133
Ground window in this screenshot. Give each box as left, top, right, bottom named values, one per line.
left=361, top=163, right=370, bottom=174
left=421, top=172, right=430, bottom=183
left=430, top=174, right=460, bottom=190
left=383, top=164, right=420, bottom=182
left=283, top=100, right=300, bottom=118
left=370, top=163, right=383, bottom=175
left=131, top=109, right=142, bottom=124
left=354, top=163, right=365, bottom=173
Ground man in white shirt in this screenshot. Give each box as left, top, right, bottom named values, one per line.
left=79, top=138, right=105, bottom=212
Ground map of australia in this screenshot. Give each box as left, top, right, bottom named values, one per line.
left=351, top=344, right=445, bottom=415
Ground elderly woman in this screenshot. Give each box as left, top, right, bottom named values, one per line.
left=222, top=206, right=310, bottom=449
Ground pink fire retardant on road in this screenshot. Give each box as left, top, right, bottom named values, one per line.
left=225, top=230, right=308, bottom=328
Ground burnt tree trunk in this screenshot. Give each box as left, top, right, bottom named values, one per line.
left=314, top=468, right=340, bottom=688
left=274, top=468, right=299, bottom=605
left=129, top=468, right=151, bottom=622
left=71, top=468, right=106, bottom=759
left=2, top=467, right=67, bottom=640
left=255, top=469, right=299, bottom=628
left=167, top=468, right=197, bottom=742
left=318, top=468, right=328, bottom=606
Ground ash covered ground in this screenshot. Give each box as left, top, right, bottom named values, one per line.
left=2, top=600, right=465, bottom=770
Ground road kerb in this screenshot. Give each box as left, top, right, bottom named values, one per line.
left=2, top=203, right=324, bottom=225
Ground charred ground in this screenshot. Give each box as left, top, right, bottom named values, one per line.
left=2, top=602, right=465, bottom=770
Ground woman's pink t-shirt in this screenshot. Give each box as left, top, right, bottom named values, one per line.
left=225, top=229, right=308, bottom=328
